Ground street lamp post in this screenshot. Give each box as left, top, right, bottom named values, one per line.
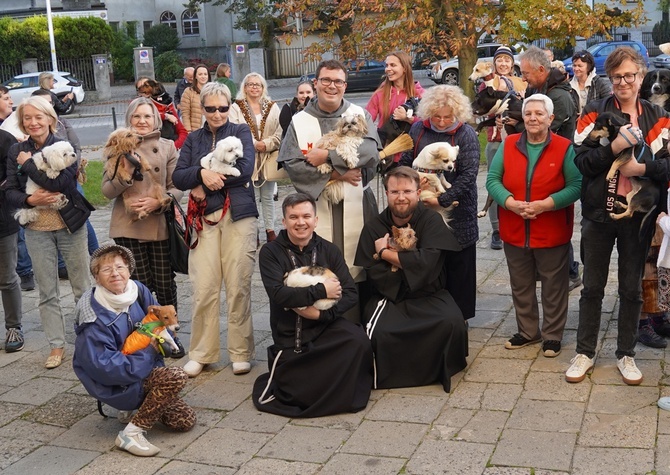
left=45, top=0, right=59, bottom=71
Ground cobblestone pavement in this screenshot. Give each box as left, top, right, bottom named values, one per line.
left=2, top=84, right=670, bottom=475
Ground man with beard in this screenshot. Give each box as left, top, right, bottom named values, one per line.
left=355, top=167, right=468, bottom=392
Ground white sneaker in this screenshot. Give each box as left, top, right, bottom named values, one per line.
left=115, top=430, right=160, bottom=457
left=183, top=360, right=204, bottom=377
left=565, top=354, right=594, bottom=383
left=617, top=356, right=643, bottom=385
left=232, top=361, right=251, bottom=375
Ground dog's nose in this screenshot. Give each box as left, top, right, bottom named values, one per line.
left=174, top=324, right=180, bottom=332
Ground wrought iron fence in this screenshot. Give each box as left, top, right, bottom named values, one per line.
left=0, top=58, right=97, bottom=91
left=642, top=32, right=660, bottom=57
left=265, top=47, right=324, bottom=79
left=0, top=64, right=22, bottom=84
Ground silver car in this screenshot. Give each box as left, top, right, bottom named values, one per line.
left=3, top=71, right=85, bottom=114
left=653, top=54, right=670, bottom=70
left=428, top=43, right=521, bottom=85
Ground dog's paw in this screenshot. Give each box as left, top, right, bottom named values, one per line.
left=477, top=210, right=488, bottom=218
left=229, top=168, right=241, bottom=177
left=316, top=163, right=332, bottom=174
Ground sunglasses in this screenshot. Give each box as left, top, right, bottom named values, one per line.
left=203, top=105, right=230, bottom=113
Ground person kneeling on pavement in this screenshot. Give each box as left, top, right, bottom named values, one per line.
left=72, top=244, right=196, bottom=457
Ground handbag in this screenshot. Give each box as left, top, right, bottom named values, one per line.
left=165, top=193, right=189, bottom=274
left=253, top=150, right=288, bottom=186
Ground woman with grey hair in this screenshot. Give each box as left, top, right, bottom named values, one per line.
left=399, top=84, right=480, bottom=323
left=38, top=71, right=75, bottom=116
left=101, top=98, right=183, bottom=342
left=486, top=93, right=581, bottom=357
left=4, top=96, right=93, bottom=368
left=229, top=72, right=282, bottom=243
left=172, top=82, right=258, bottom=377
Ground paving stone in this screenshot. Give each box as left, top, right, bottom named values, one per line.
left=482, top=384, right=523, bottom=411
left=589, top=357, right=662, bottom=386
left=2, top=446, right=99, bottom=475
left=23, top=393, right=95, bottom=427
left=455, top=409, right=509, bottom=444
left=74, top=452, right=166, bottom=474
left=387, top=383, right=448, bottom=397
left=292, top=408, right=369, bottom=431
left=217, top=399, right=288, bottom=433
left=50, top=413, right=121, bottom=452
left=469, top=311, right=506, bottom=331
left=482, top=468, right=532, bottom=475
left=586, top=384, right=658, bottom=414
left=521, top=371, right=591, bottom=402
left=0, top=419, right=66, bottom=443
left=319, top=453, right=405, bottom=475
left=445, top=381, right=486, bottom=409
left=657, top=434, right=670, bottom=475
left=184, top=379, right=251, bottom=411
left=0, top=401, right=32, bottom=427
left=236, top=457, right=321, bottom=474
left=178, top=427, right=272, bottom=468
left=155, top=460, right=235, bottom=475
left=465, top=358, right=533, bottom=384
left=578, top=408, right=657, bottom=449
left=258, top=424, right=350, bottom=463
left=430, top=407, right=476, bottom=440
left=505, top=399, right=584, bottom=433
left=406, top=439, right=493, bottom=474
left=572, top=447, right=654, bottom=474
left=342, top=420, right=428, bottom=458
left=476, top=293, right=514, bottom=312
left=140, top=422, right=212, bottom=459
left=0, top=436, right=44, bottom=471
left=365, top=393, right=446, bottom=424
left=0, top=376, right=75, bottom=405
left=490, top=428, right=576, bottom=471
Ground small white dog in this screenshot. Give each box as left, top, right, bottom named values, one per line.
left=314, top=113, right=368, bottom=204
left=14, top=142, right=78, bottom=225
left=284, top=266, right=340, bottom=311
left=412, top=142, right=460, bottom=227
left=200, top=136, right=243, bottom=177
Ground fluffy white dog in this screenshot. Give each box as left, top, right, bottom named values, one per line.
left=412, top=142, right=460, bottom=227
left=200, top=136, right=243, bottom=177
left=314, top=112, right=368, bottom=204
left=14, top=141, right=78, bottom=225
left=283, top=266, right=340, bottom=311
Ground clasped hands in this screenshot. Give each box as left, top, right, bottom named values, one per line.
left=505, top=197, right=551, bottom=220
left=305, top=147, right=361, bottom=186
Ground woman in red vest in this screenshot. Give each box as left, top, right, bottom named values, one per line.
left=485, top=93, right=581, bottom=358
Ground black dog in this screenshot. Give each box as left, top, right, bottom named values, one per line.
left=640, top=69, right=670, bottom=111
left=587, top=111, right=659, bottom=229
left=471, top=86, right=523, bottom=137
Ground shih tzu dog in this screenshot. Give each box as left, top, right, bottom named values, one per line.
left=200, top=136, right=243, bottom=177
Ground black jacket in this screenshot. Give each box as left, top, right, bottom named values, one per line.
left=525, top=68, right=577, bottom=140
left=5, top=134, right=93, bottom=233
left=0, top=129, right=19, bottom=238
left=45, top=89, right=73, bottom=116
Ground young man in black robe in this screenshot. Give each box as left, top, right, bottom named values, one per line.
left=252, top=193, right=373, bottom=417
left=355, top=167, right=468, bottom=392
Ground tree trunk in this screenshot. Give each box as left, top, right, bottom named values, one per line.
left=458, top=45, right=478, bottom=102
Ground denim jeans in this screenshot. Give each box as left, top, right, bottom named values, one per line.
left=16, top=228, right=32, bottom=277
left=577, top=216, right=652, bottom=359
left=25, top=226, right=91, bottom=349
left=0, top=233, right=22, bottom=329
left=57, top=184, right=99, bottom=269
left=255, top=180, right=277, bottom=232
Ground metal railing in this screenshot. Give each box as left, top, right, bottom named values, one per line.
left=642, top=32, right=661, bottom=57
left=0, top=58, right=97, bottom=91
left=265, top=47, right=324, bottom=79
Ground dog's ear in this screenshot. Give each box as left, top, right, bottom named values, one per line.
left=485, top=86, right=495, bottom=96
left=148, top=305, right=160, bottom=315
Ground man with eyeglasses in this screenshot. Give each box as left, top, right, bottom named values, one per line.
left=567, top=46, right=670, bottom=386
left=354, top=166, right=467, bottom=392
left=278, top=59, right=380, bottom=322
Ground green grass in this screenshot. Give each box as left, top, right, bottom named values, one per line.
left=478, top=130, right=487, bottom=164
left=81, top=161, right=110, bottom=208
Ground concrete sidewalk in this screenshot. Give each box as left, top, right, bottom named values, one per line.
left=2, top=167, right=669, bottom=474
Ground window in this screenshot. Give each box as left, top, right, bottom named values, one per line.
left=182, top=10, right=200, bottom=36
left=143, top=21, right=153, bottom=35
left=109, top=21, right=119, bottom=32
left=127, top=21, right=138, bottom=39
left=160, top=11, right=177, bottom=30
left=247, top=22, right=260, bottom=33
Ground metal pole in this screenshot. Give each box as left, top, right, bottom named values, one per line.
left=112, top=107, right=117, bottom=130
left=45, top=0, right=58, bottom=71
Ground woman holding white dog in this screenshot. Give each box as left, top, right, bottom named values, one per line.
left=73, top=244, right=196, bottom=457
left=101, top=98, right=183, bottom=347
left=399, top=85, right=480, bottom=322
left=4, top=96, right=93, bottom=368
left=229, top=72, right=282, bottom=243
left=173, top=82, right=258, bottom=377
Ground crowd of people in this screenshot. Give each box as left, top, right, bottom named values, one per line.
left=2, top=45, right=670, bottom=456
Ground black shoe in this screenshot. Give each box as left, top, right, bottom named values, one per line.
left=58, top=267, right=68, bottom=280
left=568, top=275, right=582, bottom=292
left=651, top=315, right=670, bottom=338
left=20, top=273, right=35, bottom=291
left=505, top=333, right=541, bottom=349
left=490, top=230, right=503, bottom=250
left=542, top=340, right=561, bottom=357
left=638, top=323, right=667, bottom=348
left=169, top=336, right=186, bottom=358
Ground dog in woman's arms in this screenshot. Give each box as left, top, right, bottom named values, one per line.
left=283, top=267, right=340, bottom=310
left=200, top=136, right=243, bottom=177
left=412, top=142, right=460, bottom=226
left=121, top=305, right=180, bottom=356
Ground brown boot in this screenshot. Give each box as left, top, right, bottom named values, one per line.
left=266, top=230, right=276, bottom=242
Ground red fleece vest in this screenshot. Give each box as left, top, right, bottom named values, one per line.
left=499, top=133, right=574, bottom=248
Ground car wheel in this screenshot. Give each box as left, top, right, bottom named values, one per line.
left=442, top=69, right=459, bottom=85
left=62, top=99, right=76, bottom=115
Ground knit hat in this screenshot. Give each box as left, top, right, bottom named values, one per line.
left=90, top=243, right=136, bottom=275
left=493, top=46, right=515, bottom=62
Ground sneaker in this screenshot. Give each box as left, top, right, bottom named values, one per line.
left=565, top=354, right=594, bottom=383
left=115, top=430, right=160, bottom=457
left=169, top=336, right=186, bottom=359
left=617, top=356, right=643, bottom=385
left=58, top=267, right=68, bottom=280
left=651, top=314, right=670, bottom=338
left=638, top=323, right=667, bottom=348
left=232, top=361, right=251, bottom=374
left=504, top=333, right=541, bottom=349
left=542, top=340, right=561, bottom=357
left=568, top=275, right=582, bottom=292
left=5, top=328, right=24, bottom=353
left=490, top=230, right=503, bottom=250
left=183, top=360, right=204, bottom=377
left=20, top=273, right=35, bottom=291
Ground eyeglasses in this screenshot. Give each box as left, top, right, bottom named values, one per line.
left=203, top=105, right=230, bottom=113
left=245, top=83, right=262, bottom=88
left=609, top=73, right=638, bottom=85
left=432, top=115, right=455, bottom=123
left=99, top=265, right=129, bottom=275
left=388, top=189, right=418, bottom=197
left=317, top=77, right=347, bottom=88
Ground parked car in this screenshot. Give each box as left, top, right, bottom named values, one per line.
left=427, top=43, right=521, bottom=85
left=653, top=53, right=670, bottom=70
left=562, top=41, right=651, bottom=76
left=3, top=71, right=85, bottom=114
left=300, top=59, right=386, bottom=92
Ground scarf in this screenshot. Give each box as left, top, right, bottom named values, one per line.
left=235, top=99, right=275, bottom=141
left=93, top=280, right=139, bottom=314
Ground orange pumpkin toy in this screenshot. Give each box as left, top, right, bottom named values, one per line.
left=121, top=305, right=180, bottom=355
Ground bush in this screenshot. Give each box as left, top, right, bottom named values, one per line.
left=155, top=51, right=185, bottom=83
left=110, top=25, right=138, bottom=82
left=186, top=57, right=219, bottom=74
left=143, top=24, right=180, bottom=56
left=653, top=20, right=670, bottom=47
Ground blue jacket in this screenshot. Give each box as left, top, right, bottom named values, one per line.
left=72, top=282, right=163, bottom=411
left=172, top=121, right=258, bottom=221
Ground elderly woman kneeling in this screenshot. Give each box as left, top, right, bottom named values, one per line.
left=485, top=94, right=581, bottom=358
left=72, top=244, right=196, bottom=457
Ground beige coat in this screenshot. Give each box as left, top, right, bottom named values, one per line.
left=180, top=87, right=203, bottom=132
left=102, top=130, right=182, bottom=241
